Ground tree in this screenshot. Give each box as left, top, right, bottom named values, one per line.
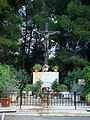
left=56, top=0, right=90, bottom=60
left=0, top=64, right=18, bottom=97
left=44, top=0, right=71, bottom=15
left=15, top=69, right=31, bottom=90
left=69, top=56, right=89, bottom=69
left=0, top=0, right=89, bottom=75
left=0, top=0, right=24, bottom=67
left=49, top=50, right=89, bottom=83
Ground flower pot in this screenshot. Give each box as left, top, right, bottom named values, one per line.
left=44, top=70, right=48, bottom=72
left=1, top=98, right=11, bottom=107
left=34, top=69, right=39, bottom=72
left=54, top=69, right=58, bottom=72
left=43, top=97, right=47, bottom=103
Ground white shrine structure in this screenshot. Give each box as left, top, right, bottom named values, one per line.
left=33, top=72, right=59, bottom=88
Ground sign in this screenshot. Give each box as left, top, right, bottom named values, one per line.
left=78, top=79, right=85, bottom=85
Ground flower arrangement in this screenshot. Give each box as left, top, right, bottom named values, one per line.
left=42, top=64, right=49, bottom=72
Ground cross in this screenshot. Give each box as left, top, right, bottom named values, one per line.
left=34, top=22, right=60, bottom=65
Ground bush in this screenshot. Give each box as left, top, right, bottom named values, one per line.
left=59, top=84, right=68, bottom=92
left=24, top=80, right=43, bottom=92
left=51, top=80, right=60, bottom=92
left=24, top=84, right=33, bottom=91
left=70, top=82, right=84, bottom=93
left=64, top=66, right=90, bottom=94
left=33, top=80, right=43, bottom=91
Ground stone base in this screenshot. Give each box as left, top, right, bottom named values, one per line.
left=33, top=72, right=59, bottom=88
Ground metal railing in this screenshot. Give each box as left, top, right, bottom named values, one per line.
left=0, top=91, right=89, bottom=109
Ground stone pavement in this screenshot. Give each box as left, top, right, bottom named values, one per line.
left=0, top=105, right=90, bottom=117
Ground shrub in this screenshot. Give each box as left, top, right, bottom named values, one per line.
left=59, top=84, right=68, bottom=91
left=51, top=79, right=60, bottom=92
left=24, top=84, right=33, bottom=91
left=64, top=66, right=90, bottom=94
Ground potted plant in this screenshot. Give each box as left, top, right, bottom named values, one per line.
left=85, top=92, right=90, bottom=106
left=42, top=64, right=49, bottom=72
left=52, top=66, right=59, bottom=72
left=33, top=64, right=42, bottom=72
left=42, top=94, right=47, bottom=103
left=43, top=94, right=47, bottom=103
left=23, top=84, right=33, bottom=97
left=41, top=89, right=48, bottom=103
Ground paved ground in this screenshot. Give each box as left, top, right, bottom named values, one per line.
left=1, top=116, right=90, bottom=120
left=0, top=105, right=90, bottom=110
left=0, top=105, right=90, bottom=120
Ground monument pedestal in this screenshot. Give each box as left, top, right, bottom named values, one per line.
left=33, top=72, right=59, bottom=88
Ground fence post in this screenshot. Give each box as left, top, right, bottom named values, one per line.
left=47, top=91, right=49, bottom=106
left=74, top=91, right=76, bottom=110
left=20, top=89, right=22, bottom=109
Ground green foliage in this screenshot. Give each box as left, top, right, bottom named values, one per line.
left=54, top=51, right=71, bottom=66
left=86, top=92, right=90, bottom=102
left=24, top=84, right=33, bottom=91
left=70, top=82, right=84, bottom=93
left=70, top=56, right=90, bottom=68
left=51, top=80, right=68, bottom=92
left=34, top=11, right=49, bottom=30
left=0, top=0, right=22, bottom=66
left=0, top=0, right=90, bottom=77
left=55, top=0, right=90, bottom=62
left=58, top=84, right=68, bottom=92
left=64, top=68, right=84, bottom=89
left=67, top=0, right=90, bottom=41
left=64, top=66, right=90, bottom=93
left=15, top=69, right=31, bottom=90
left=32, top=80, right=43, bottom=91
left=0, top=64, right=18, bottom=97
left=60, top=15, right=72, bottom=30
left=51, top=80, right=60, bottom=92
left=24, top=80, right=43, bottom=92
left=83, top=66, right=90, bottom=93
left=44, top=0, right=71, bottom=15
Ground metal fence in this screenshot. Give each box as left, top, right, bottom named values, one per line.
left=0, top=91, right=89, bottom=109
